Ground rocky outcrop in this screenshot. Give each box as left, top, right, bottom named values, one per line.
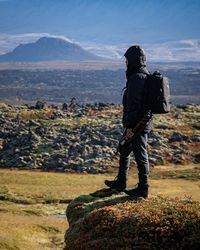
left=64, top=189, right=200, bottom=249
left=0, top=102, right=199, bottom=173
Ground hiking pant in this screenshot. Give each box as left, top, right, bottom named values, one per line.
left=118, top=132, right=149, bottom=185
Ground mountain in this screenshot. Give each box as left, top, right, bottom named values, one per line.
left=0, top=37, right=103, bottom=62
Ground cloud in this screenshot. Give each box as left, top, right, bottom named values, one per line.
left=144, top=39, right=200, bottom=62
left=0, top=33, right=199, bottom=62
left=82, top=39, right=200, bottom=62
left=80, top=42, right=123, bottom=59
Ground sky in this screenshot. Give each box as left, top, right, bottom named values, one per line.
left=0, top=0, right=200, bottom=61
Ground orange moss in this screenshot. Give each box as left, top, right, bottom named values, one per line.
left=65, top=195, right=200, bottom=249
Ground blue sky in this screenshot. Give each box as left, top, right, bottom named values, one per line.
left=0, top=0, right=200, bottom=44
left=0, top=0, right=200, bottom=61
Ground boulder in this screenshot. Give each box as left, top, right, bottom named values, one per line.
left=193, top=153, right=200, bottom=164
left=35, top=100, right=46, bottom=109
left=62, top=102, right=68, bottom=111
left=64, top=189, right=200, bottom=249
left=170, top=132, right=189, bottom=142
left=190, top=134, right=200, bottom=142
left=171, top=153, right=186, bottom=164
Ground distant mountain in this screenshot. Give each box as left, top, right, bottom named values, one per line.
left=0, top=37, right=103, bottom=62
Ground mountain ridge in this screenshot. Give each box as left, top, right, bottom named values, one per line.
left=0, top=37, right=103, bottom=62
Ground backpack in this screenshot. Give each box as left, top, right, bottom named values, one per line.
left=144, top=71, right=170, bottom=114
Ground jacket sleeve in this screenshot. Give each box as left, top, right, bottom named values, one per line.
left=122, top=88, right=127, bottom=127
left=124, top=74, right=145, bottom=129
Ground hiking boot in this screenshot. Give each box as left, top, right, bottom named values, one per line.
left=124, top=183, right=149, bottom=198
left=104, top=177, right=126, bottom=192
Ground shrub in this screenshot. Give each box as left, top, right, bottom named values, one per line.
left=65, top=193, right=200, bottom=249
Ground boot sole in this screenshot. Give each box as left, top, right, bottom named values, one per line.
left=104, top=181, right=126, bottom=192
left=124, top=190, right=148, bottom=199
left=105, top=185, right=125, bottom=192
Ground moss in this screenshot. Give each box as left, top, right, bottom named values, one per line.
left=65, top=189, right=200, bottom=249
left=0, top=240, right=20, bottom=250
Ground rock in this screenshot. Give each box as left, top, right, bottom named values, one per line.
left=52, top=142, right=63, bottom=150
left=148, top=131, right=166, bottom=149
left=35, top=100, right=46, bottom=109
left=0, top=102, right=8, bottom=109
left=171, top=154, right=186, bottom=164
left=170, top=132, right=189, bottom=142
left=62, top=102, right=68, bottom=111
left=28, top=130, right=40, bottom=142
left=149, top=154, right=165, bottom=165
left=42, top=152, right=50, bottom=157
left=92, top=145, right=103, bottom=157
left=193, top=153, right=200, bottom=164
left=26, top=161, right=38, bottom=169
left=50, top=110, right=65, bottom=119
left=64, top=190, right=200, bottom=249
left=170, top=144, right=182, bottom=150
left=48, top=104, right=57, bottom=109
left=34, top=126, right=48, bottom=136
left=29, top=120, right=40, bottom=127
left=156, top=124, right=169, bottom=129
left=82, top=145, right=94, bottom=158
left=67, top=143, right=84, bottom=159
left=190, top=134, right=200, bottom=142
left=0, top=103, right=199, bottom=172
left=57, top=136, right=70, bottom=146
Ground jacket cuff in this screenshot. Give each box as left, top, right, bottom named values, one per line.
left=124, top=122, right=133, bottom=129
left=125, top=120, right=137, bottom=129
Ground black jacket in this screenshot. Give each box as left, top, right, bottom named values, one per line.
left=122, top=66, right=152, bottom=133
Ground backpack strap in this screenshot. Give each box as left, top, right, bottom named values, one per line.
left=121, top=86, right=127, bottom=95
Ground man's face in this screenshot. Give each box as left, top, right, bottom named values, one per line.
left=125, top=59, right=128, bottom=67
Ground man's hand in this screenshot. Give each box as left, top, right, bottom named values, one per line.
left=126, top=128, right=134, bottom=139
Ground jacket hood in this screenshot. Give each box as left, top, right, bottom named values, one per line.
left=124, top=45, right=146, bottom=68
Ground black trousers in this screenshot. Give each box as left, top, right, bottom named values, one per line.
left=118, top=132, right=149, bottom=185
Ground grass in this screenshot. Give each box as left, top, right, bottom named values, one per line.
left=151, top=165, right=200, bottom=181
left=0, top=165, right=200, bottom=249
left=0, top=213, right=66, bottom=250
left=0, top=169, right=106, bottom=204
left=20, top=109, right=54, bottom=120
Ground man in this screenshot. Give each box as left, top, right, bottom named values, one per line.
left=105, top=45, right=152, bottom=198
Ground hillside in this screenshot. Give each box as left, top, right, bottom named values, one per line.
left=0, top=37, right=102, bottom=62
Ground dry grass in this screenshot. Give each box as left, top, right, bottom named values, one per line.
left=1, top=166, right=199, bottom=204
left=0, top=166, right=200, bottom=249
left=21, top=109, right=54, bottom=120
left=0, top=169, right=106, bottom=249
left=0, top=169, right=106, bottom=204
left=0, top=213, right=66, bottom=250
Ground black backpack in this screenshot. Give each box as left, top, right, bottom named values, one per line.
left=145, top=71, right=170, bottom=114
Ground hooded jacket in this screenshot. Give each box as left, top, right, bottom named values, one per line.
left=122, top=45, right=152, bottom=132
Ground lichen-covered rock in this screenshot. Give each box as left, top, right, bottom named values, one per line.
left=35, top=100, right=46, bottom=109
left=64, top=189, right=200, bottom=250
left=0, top=103, right=199, bottom=172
